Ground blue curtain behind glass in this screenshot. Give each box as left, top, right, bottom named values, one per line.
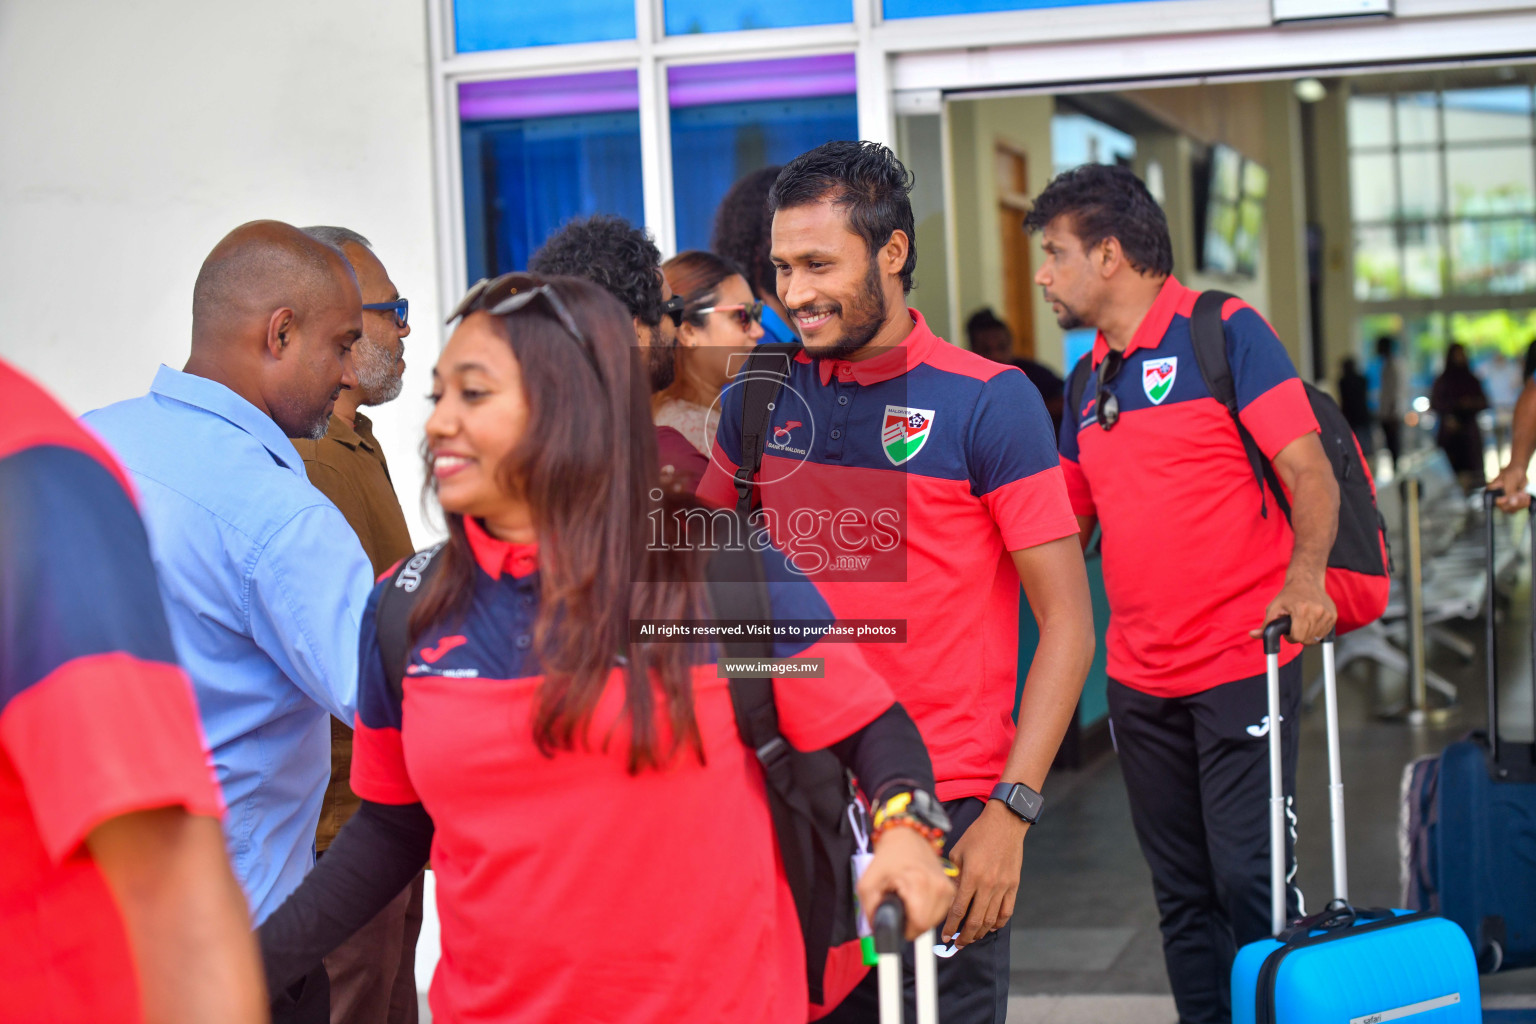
left=461, top=112, right=645, bottom=282
left=670, top=96, right=858, bottom=254
left=885, top=0, right=1144, bottom=17
left=663, top=0, right=850, bottom=34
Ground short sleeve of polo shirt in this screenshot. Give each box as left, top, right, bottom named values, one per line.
left=714, top=543, right=895, bottom=753
left=968, top=368, right=1079, bottom=551
left=1224, top=301, right=1320, bottom=458
left=1056, top=357, right=1095, bottom=518
left=0, top=445, right=222, bottom=862
left=349, top=579, right=419, bottom=806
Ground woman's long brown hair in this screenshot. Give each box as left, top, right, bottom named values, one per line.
left=411, top=275, right=707, bottom=772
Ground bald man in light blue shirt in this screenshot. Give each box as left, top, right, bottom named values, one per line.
left=84, top=221, right=373, bottom=945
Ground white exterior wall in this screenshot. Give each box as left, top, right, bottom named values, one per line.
left=0, top=0, right=444, bottom=545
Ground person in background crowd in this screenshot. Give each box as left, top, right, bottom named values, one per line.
left=1376, top=334, right=1405, bottom=470
left=257, top=273, right=955, bottom=1023
left=1028, top=164, right=1339, bottom=1024
left=83, top=220, right=375, bottom=1024
left=0, top=359, right=266, bottom=1024
left=699, top=141, right=1096, bottom=1024
left=1490, top=335, right=1536, bottom=511
left=965, top=307, right=1066, bottom=434
left=655, top=250, right=764, bottom=466
left=295, top=226, right=421, bottom=1024
left=1430, top=342, right=1489, bottom=488
left=528, top=214, right=703, bottom=486
left=1338, top=356, right=1373, bottom=456
left=713, top=165, right=799, bottom=344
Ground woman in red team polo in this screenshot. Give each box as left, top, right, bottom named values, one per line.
left=258, top=274, right=952, bottom=1023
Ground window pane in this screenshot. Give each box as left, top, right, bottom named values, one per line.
left=454, top=0, right=634, bottom=51
left=1350, top=152, right=1396, bottom=222
left=668, top=56, right=857, bottom=253
left=665, top=0, right=851, bottom=33
left=1450, top=219, right=1536, bottom=296
left=1397, top=148, right=1442, bottom=219
left=1051, top=113, right=1136, bottom=176
left=1395, top=93, right=1438, bottom=146
left=1400, top=222, right=1444, bottom=298
left=459, top=73, right=644, bottom=281
left=1354, top=225, right=1400, bottom=301
left=1348, top=95, right=1393, bottom=149
left=1446, top=145, right=1536, bottom=217
left=1443, top=86, right=1534, bottom=144
left=883, top=0, right=1134, bottom=18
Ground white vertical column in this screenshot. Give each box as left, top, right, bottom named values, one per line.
left=854, top=0, right=893, bottom=148
left=636, top=0, right=676, bottom=257
left=426, top=0, right=468, bottom=330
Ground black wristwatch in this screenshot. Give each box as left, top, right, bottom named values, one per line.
left=905, top=788, right=953, bottom=835
left=990, top=781, right=1045, bottom=825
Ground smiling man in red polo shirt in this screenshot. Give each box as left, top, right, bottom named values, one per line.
left=698, top=141, right=1095, bottom=1024
left=1028, top=164, right=1339, bottom=1024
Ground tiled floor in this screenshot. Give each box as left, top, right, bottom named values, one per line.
left=1007, top=546, right=1536, bottom=1022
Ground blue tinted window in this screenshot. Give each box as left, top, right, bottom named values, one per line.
left=885, top=0, right=1150, bottom=17
left=669, top=58, right=858, bottom=254
left=665, top=0, right=851, bottom=34
left=454, top=0, right=634, bottom=51
left=462, top=111, right=644, bottom=280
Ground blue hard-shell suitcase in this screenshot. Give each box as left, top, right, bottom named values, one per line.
left=1232, top=619, right=1481, bottom=1024
left=1399, top=490, right=1536, bottom=972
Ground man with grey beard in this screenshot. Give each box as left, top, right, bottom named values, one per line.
left=294, top=227, right=421, bottom=1024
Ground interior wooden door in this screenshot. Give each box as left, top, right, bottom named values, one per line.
left=996, top=143, right=1036, bottom=360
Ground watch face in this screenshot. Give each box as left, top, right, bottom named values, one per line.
left=1008, top=785, right=1043, bottom=822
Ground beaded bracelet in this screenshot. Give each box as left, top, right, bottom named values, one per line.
left=871, top=812, right=946, bottom=855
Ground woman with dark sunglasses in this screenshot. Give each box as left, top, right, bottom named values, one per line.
left=655, top=251, right=764, bottom=466
left=257, top=273, right=952, bottom=1023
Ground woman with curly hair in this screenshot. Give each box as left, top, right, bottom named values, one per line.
left=655, top=250, right=764, bottom=463
left=257, top=273, right=953, bottom=1023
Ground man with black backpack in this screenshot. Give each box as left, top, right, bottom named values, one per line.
left=1026, top=164, right=1341, bottom=1024
left=697, top=142, right=1096, bottom=1024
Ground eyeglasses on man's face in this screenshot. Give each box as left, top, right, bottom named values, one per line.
left=362, top=298, right=409, bottom=329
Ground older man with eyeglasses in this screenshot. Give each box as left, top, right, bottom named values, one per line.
left=293, top=226, right=422, bottom=1024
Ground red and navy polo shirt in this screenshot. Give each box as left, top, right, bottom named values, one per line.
left=0, top=360, right=223, bottom=1022
left=1059, top=277, right=1320, bottom=696
left=696, top=310, right=1079, bottom=802
left=351, top=516, right=892, bottom=1022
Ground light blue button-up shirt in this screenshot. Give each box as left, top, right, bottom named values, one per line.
left=83, top=365, right=372, bottom=923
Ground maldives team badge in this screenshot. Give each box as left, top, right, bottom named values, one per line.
left=1142, top=357, right=1177, bottom=405
left=882, top=406, right=935, bottom=465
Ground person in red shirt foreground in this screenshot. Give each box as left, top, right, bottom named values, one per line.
left=1035, top=164, right=1338, bottom=1024
left=0, top=359, right=265, bottom=1024
left=257, top=274, right=953, bottom=1023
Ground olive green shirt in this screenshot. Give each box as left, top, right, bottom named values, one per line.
left=292, top=411, right=414, bottom=850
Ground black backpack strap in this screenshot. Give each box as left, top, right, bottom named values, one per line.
left=1066, top=354, right=1093, bottom=431
left=732, top=343, right=799, bottom=517
left=376, top=543, right=446, bottom=703
left=1189, top=290, right=1283, bottom=520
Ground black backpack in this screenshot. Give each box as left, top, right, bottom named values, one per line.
left=1066, top=290, right=1390, bottom=633
left=729, top=342, right=802, bottom=515
left=374, top=534, right=860, bottom=1004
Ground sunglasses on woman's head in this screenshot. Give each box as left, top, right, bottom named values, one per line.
left=660, top=294, right=687, bottom=328
left=692, top=301, right=764, bottom=332
left=449, top=273, right=599, bottom=375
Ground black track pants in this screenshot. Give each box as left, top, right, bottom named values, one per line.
left=1107, top=661, right=1303, bottom=1024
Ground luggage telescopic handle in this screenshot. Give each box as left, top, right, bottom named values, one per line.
left=873, top=894, right=905, bottom=955
left=1263, top=616, right=1292, bottom=654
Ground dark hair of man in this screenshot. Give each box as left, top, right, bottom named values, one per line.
left=768, top=141, right=918, bottom=295
left=1022, top=163, right=1174, bottom=278
left=710, top=166, right=782, bottom=301
left=965, top=307, right=1009, bottom=348
left=662, top=250, right=746, bottom=327
left=415, top=275, right=708, bottom=773
left=529, top=215, right=665, bottom=328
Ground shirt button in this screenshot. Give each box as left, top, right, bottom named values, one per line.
left=838, top=395, right=849, bottom=406
left=830, top=429, right=842, bottom=440
left=515, top=635, right=531, bottom=650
